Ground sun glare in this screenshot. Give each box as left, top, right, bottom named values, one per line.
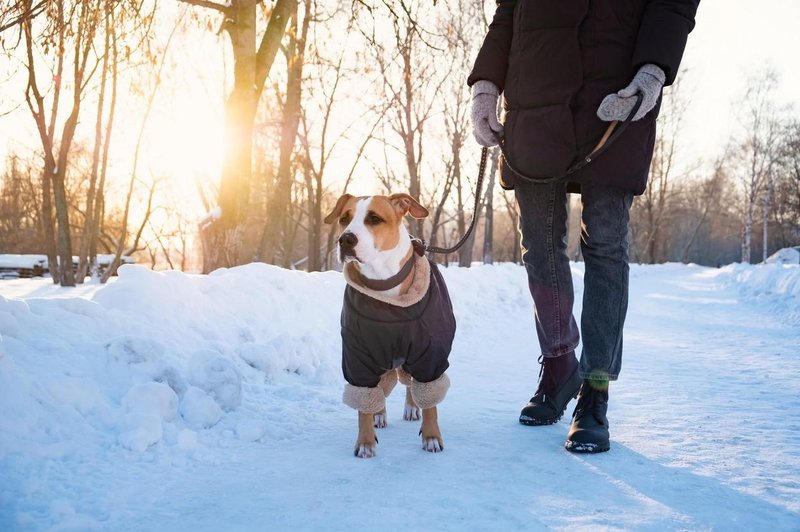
left=143, top=92, right=224, bottom=194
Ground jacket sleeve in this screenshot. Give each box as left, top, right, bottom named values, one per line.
left=632, top=0, right=700, bottom=86
left=467, top=0, right=516, bottom=91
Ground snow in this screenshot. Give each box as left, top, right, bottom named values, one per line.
left=0, top=255, right=47, bottom=269
left=0, top=254, right=134, bottom=270
left=715, top=261, right=800, bottom=325
left=199, top=207, right=223, bottom=230
left=766, top=247, right=800, bottom=265
left=1, top=260, right=799, bottom=530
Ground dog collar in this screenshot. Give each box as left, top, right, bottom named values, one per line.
left=350, top=239, right=425, bottom=292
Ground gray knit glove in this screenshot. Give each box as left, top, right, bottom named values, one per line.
left=597, top=64, right=666, bottom=122
left=471, top=80, right=503, bottom=147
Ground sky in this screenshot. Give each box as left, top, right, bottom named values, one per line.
left=0, top=0, right=798, bottom=220
left=677, top=0, right=800, bottom=167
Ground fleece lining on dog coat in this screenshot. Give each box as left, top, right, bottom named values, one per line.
left=340, top=255, right=456, bottom=389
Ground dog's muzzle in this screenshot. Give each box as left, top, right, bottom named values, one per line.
left=338, top=232, right=359, bottom=262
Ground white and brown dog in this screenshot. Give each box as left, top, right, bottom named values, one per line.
left=324, top=193, right=456, bottom=458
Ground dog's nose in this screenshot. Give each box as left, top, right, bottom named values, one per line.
left=339, top=232, right=358, bottom=249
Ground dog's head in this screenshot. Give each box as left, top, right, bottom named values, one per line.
left=324, top=193, right=429, bottom=265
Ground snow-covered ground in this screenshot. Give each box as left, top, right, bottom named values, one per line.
left=1, top=260, right=799, bottom=531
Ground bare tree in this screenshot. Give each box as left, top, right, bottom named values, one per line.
left=258, top=0, right=311, bottom=267
left=76, top=1, right=118, bottom=282
left=295, top=8, right=392, bottom=271
left=734, top=69, right=782, bottom=263
left=360, top=1, right=448, bottom=239
left=631, top=77, right=689, bottom=263
left=15, top=0, right=154, bottom=285
left=0, top=153, right=41, bottom=252
left=678, top=158, right=729, bottom=263
left=180, top=0, right=296, bottom=272
left=20, top=0, right=94, bottom=285
left=770, top=119, right=800, bottom=250
left=101, top=10, right=184, bottom=282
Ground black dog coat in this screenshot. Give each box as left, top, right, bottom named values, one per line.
left=340, top=254, right=456, bottom=389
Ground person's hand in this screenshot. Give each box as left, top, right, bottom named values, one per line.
left=471, top=80, right=503, bottom=146
left=597, top=64, right=666, bottom=122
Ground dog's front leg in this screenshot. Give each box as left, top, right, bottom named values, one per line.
left=374, top=370, right=398, bottom=428
left=396, top=368, right=420, bottom=421
left=404, top=388, right=421, bottom=421
left=420, top=407, right=443, bottom=453
left=355, top=412, right=378, bottom=458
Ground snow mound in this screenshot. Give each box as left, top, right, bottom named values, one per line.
left=180, top=386, right=222, bottom=429
left=716, top=261, right=800, bottom=324
left=188, top=351, right=242, bottom=411
left=0, top=262, right=344, bottom=461
left=122, top=382, right=179, bottom=421
left=765, top=246, right=800, bottom=265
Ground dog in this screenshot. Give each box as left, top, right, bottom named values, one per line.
left=324, top=193, right=456, bottom=458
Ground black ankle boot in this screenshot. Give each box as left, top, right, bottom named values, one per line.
left=565, top=379, right=610, bottom=453
left=519, top=354, right=581, bottom=426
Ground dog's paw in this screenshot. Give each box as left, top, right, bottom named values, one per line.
left=373, top=412, right=387, bottom=429
left=421, top=436, right=443, bottom=453
left=403, top=404, right=421, bottom=421
left=354, top=442, right=377, bottom=458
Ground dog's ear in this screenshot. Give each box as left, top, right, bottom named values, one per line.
left=390, top=193, right=429, bottom=219
left=324, top=194, right=354, bottom=224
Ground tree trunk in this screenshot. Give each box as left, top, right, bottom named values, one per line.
left=400, top=31, right=423, bottom=239
left=41, top=166, right=59, bottom=284
left=260, top=2, right=307, bottom=266
left=78, top=4, right=112, bottom=283
left=762, top=176, right=772, bottom=262
left=51, top=161, right=75, bottom=286
left=22, top=1, right=59, bottom=283
left=90, top=15, right=119, bottom=278
left=205, top=0, right=258, bottom=273
left=742, top=199, right=754, bottom=263
left=187, top=0, right=295, bottom=273
left=306, top=162, right=323, bottom=272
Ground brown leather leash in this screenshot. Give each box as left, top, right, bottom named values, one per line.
left=422, top=92, right=643, bottom=255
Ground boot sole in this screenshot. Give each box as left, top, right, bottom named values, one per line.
left=519, top=409, right=566, bottom=426
left=564, top=440, right=610, bottom=453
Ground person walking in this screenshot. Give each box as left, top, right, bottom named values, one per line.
left=468, top=0, right=699, bottom=453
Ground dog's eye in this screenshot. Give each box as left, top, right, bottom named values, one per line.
left=339, top=214, right=350, bottom=225
left=366, top=213, right=383, bottom=225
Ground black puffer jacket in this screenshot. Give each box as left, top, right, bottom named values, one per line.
left=468, top=0, right=699, bottom=195
left=340, top=260, right=456, bottom=388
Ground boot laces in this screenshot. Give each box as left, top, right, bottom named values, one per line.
left=533, top=355, right=558, bottom=399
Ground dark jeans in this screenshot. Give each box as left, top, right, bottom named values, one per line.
left=514, top=180, right=633, bottom=382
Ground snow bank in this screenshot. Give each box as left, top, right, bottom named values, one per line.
left=765, top=246, right=800, bottom=265
left=0, top=254, right=47, bottom=269
left=0, top=263, right=344, bottom=459
left=2, top=259, right=797, bottom=460
left=715, top=261, right=800, bottom=324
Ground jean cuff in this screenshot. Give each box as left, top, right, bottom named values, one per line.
left=542, top=347, right=577, bottom=359
left=579, top=370, right=618, bottom=382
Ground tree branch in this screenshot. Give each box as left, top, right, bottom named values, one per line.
left=177, top=0, right=230, bottom=15
left=0, top=0, right=46, bottom=34
left=254, top=0, right=297, bottom=98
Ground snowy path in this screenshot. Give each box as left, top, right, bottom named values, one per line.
left=1, top=263, right=799, bottom=530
